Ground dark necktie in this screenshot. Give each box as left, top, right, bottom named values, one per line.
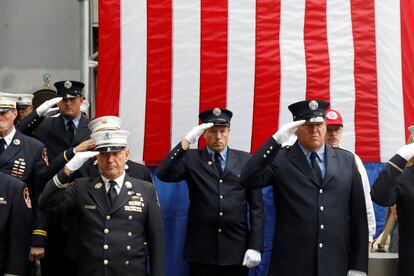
left=0, top=139, right=5, bottom=155
left=67, top=120, right=75, bottom=143
left=310, top=152, right=323, bottom=184
left=214, top=153, right=223, bottom=176
left=108, top=180, right=118, bottom=206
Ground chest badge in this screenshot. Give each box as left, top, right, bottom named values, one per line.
left=95, top=183, right=102, bottom=189
left=13, top=139, right=20, bottom=145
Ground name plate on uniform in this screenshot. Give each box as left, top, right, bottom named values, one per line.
left=368, top=253, right=398, bottom=276
left=84, top=205, right=97, bottom=210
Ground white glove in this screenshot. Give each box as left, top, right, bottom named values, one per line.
left=66, top=151, right=99, bottom=172
left=397, top=143, right=414, bottom=161
left=36, top=97, right=63, bottom=117
left=347, top=270, right=367, bottom=276
left=44, top=107, right=60, bottom=117
left=184, top=123, right=214, bottom=144
left=242, top=249, right=261, bottom=268
left=272, top=120, right=305, bottom=144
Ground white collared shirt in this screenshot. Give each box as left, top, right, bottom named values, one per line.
left=1, top=126, right=16, bottom=149
left=101, top=171, right=126, bottom=195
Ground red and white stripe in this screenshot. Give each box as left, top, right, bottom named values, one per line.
left=97, top=0, right=414, bottom=165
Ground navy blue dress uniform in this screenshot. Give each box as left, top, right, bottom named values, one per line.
left=39, top=172, right=165, bottom=276
left=240, top=100, right=368, bottom=276
left=39, top=128, right=165, bottom=276
left=0, top=172, right=33, bottom=276
left=371, top=154, right=414, bottom=275
left=17, top=81, right=91, bottom=276
left=0, top=129, right=49, bottom=247
left=157, top=109, right=264, bottom=269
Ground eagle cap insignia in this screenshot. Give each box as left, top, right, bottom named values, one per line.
left=13, top=139, right=20, bottom=145
left=104, top=133, right=111, bottom=140
left=213, top=108, right=221, bottom=116
left=64, top=81, right=72, bottom=89
left=308, top=100, right=318, bottom=110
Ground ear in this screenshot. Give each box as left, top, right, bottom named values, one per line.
left=125, top=148, right=130, bottom=160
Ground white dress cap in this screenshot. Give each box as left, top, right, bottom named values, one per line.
left=0, top=92, right=17, bottom=111
left=88, top=116, right=122, bottom=133
left=91, top=129, right=129, bottom=152
left=16, top=93, right=34, bottom=106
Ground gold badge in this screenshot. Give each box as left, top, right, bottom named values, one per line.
left=13, top=139, right=20, bottom=145
left=23, top=187, right=32, bottom=209
left=95, top=183, right=102, bottom=189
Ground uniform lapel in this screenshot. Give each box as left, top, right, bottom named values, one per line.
left=321, top=145, right=337, bottom=187
left=222, top=148, right=238, bottom=178
left=200, top=148, right=220, bottom=178
left=109, top=176, right=134, bottom=214
left=88, top=177, right=110, bottom=213
left=0, top=131, right=23, bottom=169
left=288, top=142, right=320, bottom=186
left=71, top=116, right=90, bottom=146
left=55, top=116, right=71, bottom=147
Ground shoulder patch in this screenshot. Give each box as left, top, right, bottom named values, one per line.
left=41, top=147, right=49, bottom=167
left=23, top=187, right=32, bottom=209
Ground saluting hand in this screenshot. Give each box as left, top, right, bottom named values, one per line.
left=272, top=120, right=305, bottom=144
left=36, top=97, right=63, bottom=117
left=65, top=151, right=99, bottom=174
left=181, top=123, right=214, bottom=149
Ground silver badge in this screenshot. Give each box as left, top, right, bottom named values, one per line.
left=309, top=100, right=318, bottom=110
left=95, top=183, right=102, bottom=189
left=213, top=108, right=221, bottom=116
left=64, top=81, right=72, bottom=89
left=125, top=181, right=132, bottom=189
left=208, top=161, right=213, bottom=166
left=13, top=139, right=20, bottom=145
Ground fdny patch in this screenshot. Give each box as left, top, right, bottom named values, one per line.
left=23, top=187, right=32, bottom=209
left=41, top=147, right=49, bottom=167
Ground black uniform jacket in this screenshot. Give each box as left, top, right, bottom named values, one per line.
left=0, top=129, right=48, bottom=247
left=157, top=142, right=264, bottom=265
left=0, top=172, right=33, bottom=275
left=39, top=171, right=165, bottom=276
left=240, top=138, right=368, bottom=276
left=17, top=112, right=91, bottom=179
left=371, top=154, right=414, bottom=276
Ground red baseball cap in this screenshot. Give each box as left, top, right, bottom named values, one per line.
left=325, top=108, right=343, bottom=126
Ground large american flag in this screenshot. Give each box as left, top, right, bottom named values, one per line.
left=96, top=0, right=414, bottom=165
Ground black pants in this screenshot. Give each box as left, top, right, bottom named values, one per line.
left=189, top=262, right=248, bottom=276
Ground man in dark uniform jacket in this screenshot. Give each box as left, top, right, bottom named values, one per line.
left=0, top=93, right=48, bottom=269
left=17, top=81, right=93, bottom=276
left=39, top=128, right=165, bottom=276
left=78, top=115, right=153, bottom=183
left=157, top=108, right=264, bottom=276
left=0, top=172, right=33, bottom=276
left=371, top=135, right=414, bottom=276
left=240, top=100, right=368, bottom=276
